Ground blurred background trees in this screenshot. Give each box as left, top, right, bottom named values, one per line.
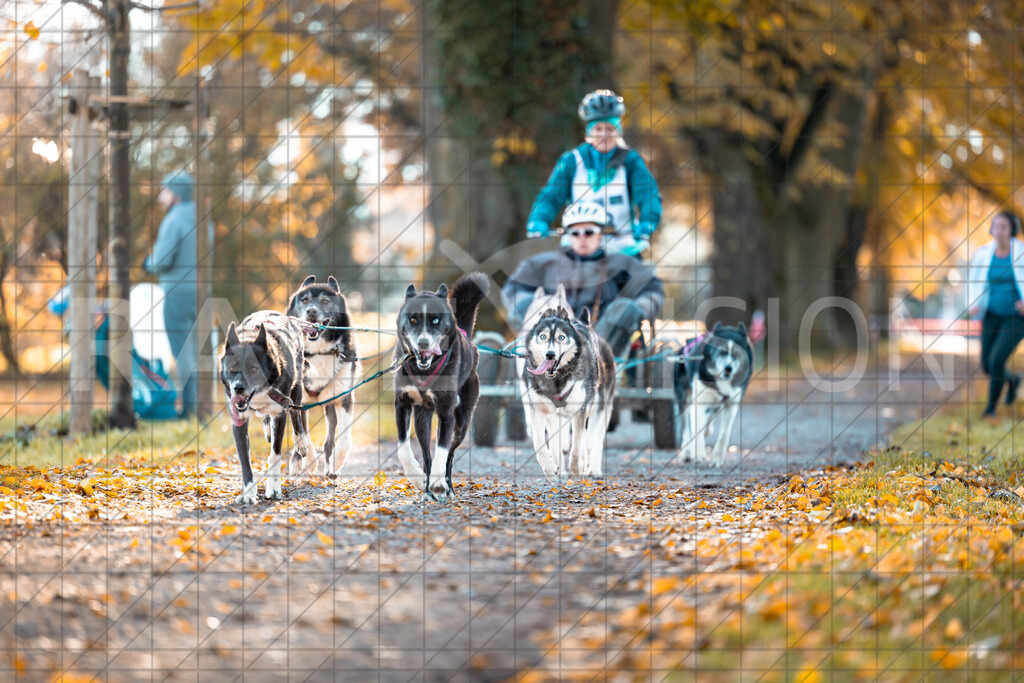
left=2, top=0, right=1023, bottom=368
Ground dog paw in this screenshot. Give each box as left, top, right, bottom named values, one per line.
left=287, top=452, right=305, bottom=476
left=236, top=485, right=259, bottom=505
left=265, top=478, right=283, bottom=500
left=418, top=490, right=439, bottom=503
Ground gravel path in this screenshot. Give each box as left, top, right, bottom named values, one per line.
left=0, top=364, right=955, bottom=681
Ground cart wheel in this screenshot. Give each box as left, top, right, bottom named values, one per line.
left=473, top=331, right=505, bottom=447
left=648, top=341, right=681, bottom=450
left=652, top=398, right=680, bottom=450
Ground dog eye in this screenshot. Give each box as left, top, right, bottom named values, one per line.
left=558, top=334, right=565, bottom=341
left=410, top=317, right=418, bottom=325
left=432, top=318, right=439, bottom=325
left=321, top=297, right=329, bottom=304
left=538, top=333, right=547, bottom=340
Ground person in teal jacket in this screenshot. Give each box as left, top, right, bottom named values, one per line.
left=144, top=171, right=198, bottom=417
left=526, top=90, right=662, bottom=257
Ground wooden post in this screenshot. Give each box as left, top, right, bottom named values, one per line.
left=107, top=0, right=135, bottom=429
left=67, top=72, right=101, bottom=435
left=195, top=77, right=215, bottom=421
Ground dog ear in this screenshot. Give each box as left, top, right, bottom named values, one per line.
left=579, top=307, right=592, bottom=325
left=254, top=323, right=268, bottom=348
left=405, top=284, right=417, bottom=300
left=737, top=321, right=747, bottom=335
left=327, top=276, right=341, bottom=293
left=436, top=283, right=449, bottom=298
left=301, top=275, right=316, bottom=287
left=713, top=321, right=723, bottom=334
left=226, top=322, right=239, bottom=347
left=556, top=306, right=570, bottom=320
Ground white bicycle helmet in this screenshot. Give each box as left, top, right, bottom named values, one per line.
left=561, top=201, right=611, bottom=230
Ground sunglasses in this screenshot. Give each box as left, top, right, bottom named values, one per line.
left=568, top=228, right=599, bottom=238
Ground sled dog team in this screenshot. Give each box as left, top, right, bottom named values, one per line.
left=219, top=273, right=753, bottom=504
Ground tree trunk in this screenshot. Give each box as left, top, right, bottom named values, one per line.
left=699, top=130, right=775, bottom=327
left=68, top=71, right=101, bottom=435
left=698, top=87, right=872, bottom=350
left=421, top=2, right=521, bottom=288
left=0, top=252, right=18, bottom=374
left=107, top=0, right=135, bottom=429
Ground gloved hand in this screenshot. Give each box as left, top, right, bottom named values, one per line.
left=594, top=299, right=647, bottom=357
left=633, top=222, right=655, bottom=240
left=620, top=239, right=649, bottom=257
left=526, top=221, right=550, bottom=239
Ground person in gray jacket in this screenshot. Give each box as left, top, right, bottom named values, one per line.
left=502, top=201, right=664, bottom=356
left=145, top=171, right=199, bottom=417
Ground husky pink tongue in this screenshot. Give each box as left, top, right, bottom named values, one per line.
left=425, top=342, right=442, bottom=356
left=528, top=358, right=554, bottom=375
left=229, top=397, right=246, bottom=427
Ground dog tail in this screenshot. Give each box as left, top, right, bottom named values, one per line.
left=451, top=272, right=490, bottom=336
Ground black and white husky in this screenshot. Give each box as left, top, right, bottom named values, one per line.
left=522, top=307, right=616, bottom=479
left=393, top=272, right=489, bottom=501
left=286, top=275, right=360, bottom=478
left=675, top=322, right=753, bottom=467
left=219, top=311, right=315, bottom=503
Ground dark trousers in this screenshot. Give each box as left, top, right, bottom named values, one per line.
left=980, top=311, right=1024, bottom=409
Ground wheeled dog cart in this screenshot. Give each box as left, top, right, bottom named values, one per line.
left=471, top=320, right=703, bottom=450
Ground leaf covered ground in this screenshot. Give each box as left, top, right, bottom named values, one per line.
left=3, top=371, right=1020, bottom=681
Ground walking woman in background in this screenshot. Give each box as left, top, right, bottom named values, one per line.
left=968, top=210, right=1024, bottom=421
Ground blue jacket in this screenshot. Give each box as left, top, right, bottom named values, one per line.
left=145, top=200, right=197, bottom=304
left=526, top=142, right=662, bottom=238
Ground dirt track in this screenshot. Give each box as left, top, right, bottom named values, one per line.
left=0, top=365, right=959, bottom=680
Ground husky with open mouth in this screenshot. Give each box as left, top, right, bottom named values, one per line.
left=522, top=306, right=616, bottom=479
left=393, top=272, right=489, bottom=501
left=219, top=311, right=314, bottom=504
left=286, top=275, right=360, bottom=478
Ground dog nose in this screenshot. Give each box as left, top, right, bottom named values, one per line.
left=723, top=366, right=733, bottom=376
left=546, top=351, right=556, bottom=361
left=232, top=383, right=246, bottom=395
left=418, top=340, right=431, bottom=350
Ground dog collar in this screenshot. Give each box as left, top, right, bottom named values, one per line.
left=684, top=333, right=706, bottom=356
left=266, top=387, right=294, bottom=410
left=551, top=385, right=572, bottom=402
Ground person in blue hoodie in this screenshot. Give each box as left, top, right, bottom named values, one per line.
left=526, top=90, right=662, bottom=257
left=145, top=171, right=198, bottom=417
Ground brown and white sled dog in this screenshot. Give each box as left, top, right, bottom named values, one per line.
left=516, top=285, right=573, bottom=442
left=521, top=306, right=616, bottom=479
left=219, top=311, right=315, bottom=504
left=286, top=275, right=360, bottom=478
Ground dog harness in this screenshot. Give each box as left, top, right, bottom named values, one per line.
left=401, top=329, right=469, bottom=388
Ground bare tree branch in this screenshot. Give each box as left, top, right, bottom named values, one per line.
left=61, top=0, right=106, bottom=21
left=129, top=0, right=199, bottom=11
